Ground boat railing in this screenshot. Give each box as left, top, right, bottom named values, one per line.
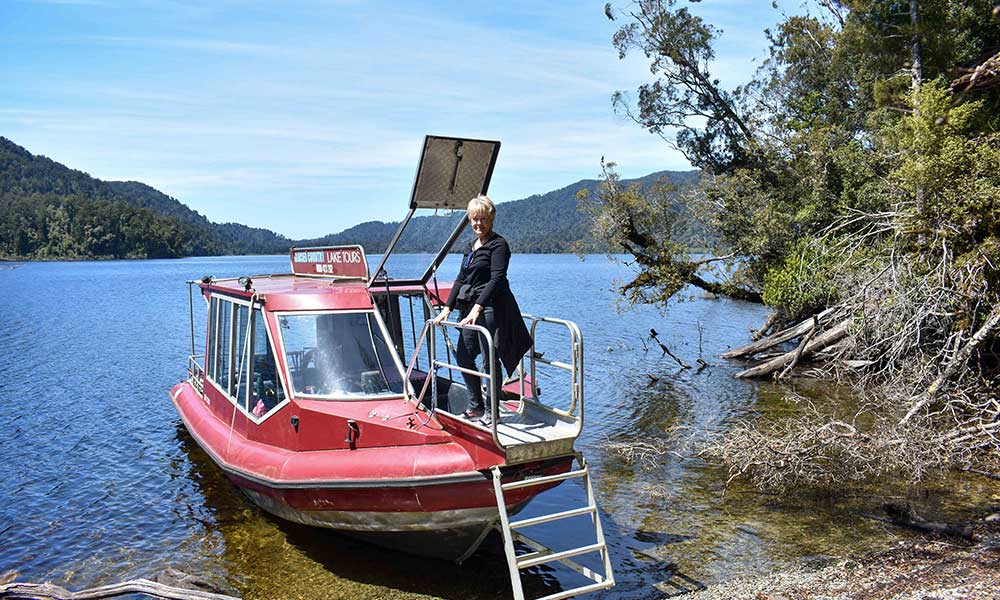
left=404, top=319, right=503, bottom=444
left=521, top=314, right=584, bottom=420
left=404, top=315, right=584, bottom=453
left=187, top=354, right=205, bottom=394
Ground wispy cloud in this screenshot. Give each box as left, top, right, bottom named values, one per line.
left=22, top=0, right=113, bottom=6
left=87, top=35, right=312, bottom=59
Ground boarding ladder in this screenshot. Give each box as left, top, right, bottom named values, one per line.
left=491, top=453, right=615, bottom=600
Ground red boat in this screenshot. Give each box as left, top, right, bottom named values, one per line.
left=171, top=137, right=614, bottom=598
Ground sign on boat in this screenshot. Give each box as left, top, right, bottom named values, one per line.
left=170, top=135, right=615, bottom=600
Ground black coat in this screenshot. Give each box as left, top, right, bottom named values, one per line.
left=446, top=234, right=532, bottom=376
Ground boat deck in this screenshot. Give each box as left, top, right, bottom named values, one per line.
left=439, top=397, right=579, bottom=464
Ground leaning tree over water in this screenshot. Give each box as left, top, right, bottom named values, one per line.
left=589, top=0, right=1000, bottom=489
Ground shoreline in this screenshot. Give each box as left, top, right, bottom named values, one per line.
left=685, top=524, right=1000, bottom=599
left=0, top=251, right=630, bottom=263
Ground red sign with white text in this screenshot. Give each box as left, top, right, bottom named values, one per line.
left=290, top=245, right=369, bottom=278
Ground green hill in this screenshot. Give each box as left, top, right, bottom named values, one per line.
left=0, top=137, right=291, bottom=258
left=0, top=135, right=700, bottom=259
left=303, top=169, right=702, bottom=254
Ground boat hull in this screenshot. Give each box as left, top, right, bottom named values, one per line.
left=171, top=381, right=574, bottom=561
left=241, top=487, right=517, bottom=561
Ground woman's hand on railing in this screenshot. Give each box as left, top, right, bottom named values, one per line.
left=459, top=304, right=482, bottom=326
left=432, top=307, right=451, bottom=326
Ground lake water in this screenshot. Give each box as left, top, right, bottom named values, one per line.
left=2, top=254, right=994, bottom=599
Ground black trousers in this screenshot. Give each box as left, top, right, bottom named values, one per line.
left=455, top=305, right=498, bottom=412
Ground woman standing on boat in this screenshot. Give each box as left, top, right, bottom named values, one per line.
left=433, top=195, right=532, bottom=422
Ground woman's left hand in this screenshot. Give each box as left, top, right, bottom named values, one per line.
left=459, top=304, right=482, bottom=326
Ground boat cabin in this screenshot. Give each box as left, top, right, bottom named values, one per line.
left=187, top=238, right=582, bottom=464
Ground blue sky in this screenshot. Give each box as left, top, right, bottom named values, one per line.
left=2, top=1, right=789, bottom=239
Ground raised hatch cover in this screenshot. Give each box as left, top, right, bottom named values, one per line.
left=410, top=136, right=501, bottom=210
left=368, top=135, right=501, bottom=288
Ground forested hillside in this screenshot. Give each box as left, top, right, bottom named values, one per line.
left=107, top=180, right=294, bottom=255
left=0, top=135, right=699, bottom=259
left=0, top=137, right=292, bottom=259
left=305, top=169, right=701, bottom=254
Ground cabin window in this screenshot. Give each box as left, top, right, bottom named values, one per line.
left=204, top=297, right=288, bottom=420
left=231, top=303, right=251, bottom=409
left=279, top=312, right=403, bottom=398
left=206, top=297, right=218, bottom=380
left=217, top=301, right=233, bottom=391
left=250, top=309, right=285, bottom=417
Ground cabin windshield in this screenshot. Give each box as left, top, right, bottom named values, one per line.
left=278, top=311, right=404, bottom=398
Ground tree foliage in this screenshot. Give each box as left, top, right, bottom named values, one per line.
left=0, top=137, right=293, bottom=259
left=597, top=0, right=1000, bottom=486
left=598, top=0, right=1000, bottom=313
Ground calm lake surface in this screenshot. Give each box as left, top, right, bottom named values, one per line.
left=2, top=254, right=995, bottom=599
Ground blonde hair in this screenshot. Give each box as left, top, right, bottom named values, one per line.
left=467, top=195, right=495, bottom=222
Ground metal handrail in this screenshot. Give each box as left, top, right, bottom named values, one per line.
left=402, top=320, right=435, bottom=408
left=406, top=314, right=586, bottom=452
left=521, top=314, right=584, bottom=421
left=409, top=319, right=503, bottom=447
left=187, top=354, right=205, bottom=394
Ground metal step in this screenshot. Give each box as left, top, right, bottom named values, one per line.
left=536, top=581, right=616, bottom=600
left=501, top=467, right=588, bottom=491
left=517, top=542, right=605, bottom=569
left=509, top=505, right=595, bottom=530
left=491, top=453, right=615, bottom=600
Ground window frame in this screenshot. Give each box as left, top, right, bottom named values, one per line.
left=272, top=308, right=412, bottom=401
left=204, top=295, right=291, bottom=424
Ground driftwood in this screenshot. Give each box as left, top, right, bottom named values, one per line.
left=777, top=315, right=820, bottom=379
left=899, top=302, right=1000, bottom=424
left=722, top=308, right=835, bottom=359
left=882, top=503, right=976, bottom=541
left=751, top=311, right=780, bottom=341
left=734, top=320, right=850, bottom=379
left=649, top=328, right=691, bottom=369
left=0, top=578, right=240, bottom=600
left=962, top=467, right=1000, bottom=482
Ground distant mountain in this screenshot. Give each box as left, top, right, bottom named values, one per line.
left=106, top=180, right=293, bottom=254
left=303, top=170, right=702, bottom=254
left=0, top=137, right=291, bottom=258
left=0, top=135, right=701, bottom=260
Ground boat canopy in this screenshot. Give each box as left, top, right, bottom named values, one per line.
left=368, top=135, right=501, bottom=288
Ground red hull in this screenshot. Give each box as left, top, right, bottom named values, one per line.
left=171, top=381, right=574, bottom=560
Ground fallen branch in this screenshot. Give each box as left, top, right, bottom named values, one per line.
left=751, top=311, right=780, bottom=341
left=778, top=315, right=819, bottom=379
left=735, top=320, right=851, bottom=379
left=961, top=467, right=1000, bottom=482
left=882, top=503, right=976, bottom=541
left=650, top=328, right=691, bottom=369
left=0, top=578, right=240, bottom=600
left=722, top=307, right=835, bottom=359
left=900, top=302, right=1000, bottom=424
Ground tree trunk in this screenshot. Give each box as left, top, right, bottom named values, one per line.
left=734, top=320, right=850, bottom=379
left=688, top=274, right=762, bottom=303
left=722, top=308, right=835, bottom=359
left=0, top=579, right=240, bottom=600
left=910, top=0, right=923, bottom=95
